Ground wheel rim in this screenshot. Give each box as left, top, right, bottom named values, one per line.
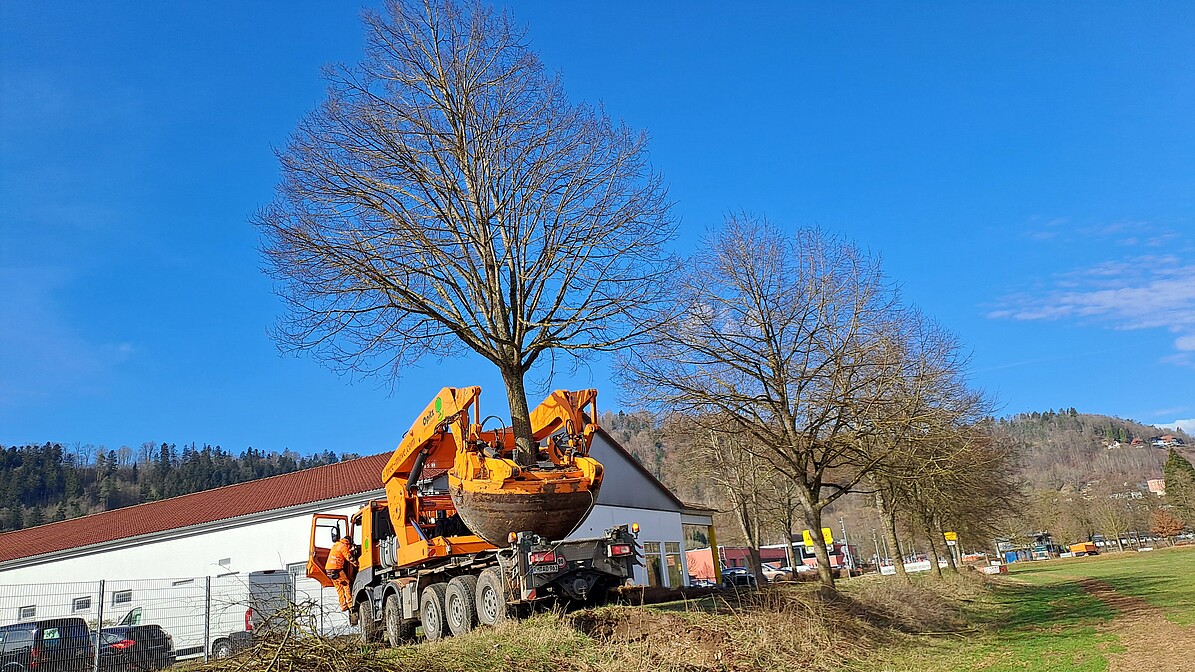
left=448, top=593, right=464, bottom=629
left=482, top=585, right=498, bottom=621
left=427, top=602, right=440, bottom=634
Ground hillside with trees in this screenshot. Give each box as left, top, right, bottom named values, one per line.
left=992, top=408, right=1191, bottom=491
left=602, top=407, right=1194, bottom=557
left=6, top=408, right=1190, bottom=549
left=0, top=442, right=348, bottom=532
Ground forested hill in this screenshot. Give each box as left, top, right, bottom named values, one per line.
left=6, top=408, right=1187, bottom=535
left=0, top=442, right=351, bottom=533
left=599, top=408, right=1195, bottom=502
left=991, top=409, right=1193, bottom=491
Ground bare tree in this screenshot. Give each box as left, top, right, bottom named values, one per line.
left=621, top=217, right=965, bottom=589
left=255, top=0, right=674, bottom=459
left=666, top=415, right=773, bottom=584
left=872, top=417, right=1022, bottom=580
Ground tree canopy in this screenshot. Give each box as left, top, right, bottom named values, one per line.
left=255, top=0, right=673, bottom=458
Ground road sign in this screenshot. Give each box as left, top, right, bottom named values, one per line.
left=802, top=527, right=835, bottom=547
left=944, top=531, right=958, bottom=542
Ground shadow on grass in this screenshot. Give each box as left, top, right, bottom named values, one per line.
left=994, top=580, right=1116, bottom=631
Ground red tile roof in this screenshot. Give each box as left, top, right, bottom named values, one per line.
left=0, top=428, right=674, bottom=565
left=0, top=453, right=393, bottom=564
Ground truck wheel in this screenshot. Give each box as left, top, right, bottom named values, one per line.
left=358, top=599, right=382, bottom=644
left=445, top=575, right=479, bottom=635
left=211, top=639, right=233, bottom=659
left=384, top=593, right=416, bottom=647
left=420, top=583, right=449, bottom=641
left=475, top=567, right=508, bottom=627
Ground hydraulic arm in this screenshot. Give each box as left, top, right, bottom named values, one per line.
left=379, top=387, right=604, bottom=565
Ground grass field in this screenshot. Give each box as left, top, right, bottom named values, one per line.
left=1010, top=546, right=1195, bottom=624
left=857, top=545, right=1195, bottom=672
left=192, top=546, right=1195, bottom=672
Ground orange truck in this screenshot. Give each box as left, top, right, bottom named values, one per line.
left=1069, top=542, right=1099, bottom=556
left=307, top=387, right=640, bottom=645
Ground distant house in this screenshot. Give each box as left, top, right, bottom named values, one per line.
left=1148, top=478, right=1166, bottom=496
left=1131, top=438, right=1145, bottom=447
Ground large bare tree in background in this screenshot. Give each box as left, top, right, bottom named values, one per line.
left=622, top=217, right=969, bottom=589
left=255, top=0, right=673, bottom=460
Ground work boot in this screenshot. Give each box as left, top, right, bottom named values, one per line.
left=348, top=609, right=359, bottom=626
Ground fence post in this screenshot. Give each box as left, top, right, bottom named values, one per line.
left=204, top=576, right=212, bottom=662
left=92, top=579, right=105, bottom=672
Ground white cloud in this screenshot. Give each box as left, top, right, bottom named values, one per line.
left=989, top=253, right=1195, bottom=364
left=1156, top=419, right=1195, bottom=434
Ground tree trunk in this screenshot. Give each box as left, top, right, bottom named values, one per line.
left=499, top=365, right=536, bottom=466
left=801, top=509, right=836, bottom=590
left=734, top=500, right=766, bottom=585
left=924, top=525, right=943, bottom=578
left=937, top=522, right=959, bottom=573
left=875, top=488, right=908, bottom=581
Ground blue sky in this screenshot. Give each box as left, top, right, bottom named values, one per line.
left=2, top=1, right=1193, bottom=455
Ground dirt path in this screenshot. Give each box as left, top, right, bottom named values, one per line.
left=1077, top=578, right=1195, bottom=671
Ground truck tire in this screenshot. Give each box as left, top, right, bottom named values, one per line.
left=211, top=639, right=233, bottom=659
left=475, top=567, right=508, bottom=627
left=384, top=593, right=416, bottom=647
left=420, top=583, right=449, bottom=641
left=358, top=599, right=382, bottom=644
left=445, top=575, right=479, bottom=636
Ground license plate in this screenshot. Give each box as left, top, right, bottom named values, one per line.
left=532, top=563, right=562, bottom=574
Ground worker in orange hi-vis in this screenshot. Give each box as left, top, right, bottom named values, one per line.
left=325, top=532, right=358, bottom=611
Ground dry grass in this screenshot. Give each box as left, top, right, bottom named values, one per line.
left=187, top=576, right=985, bottom=672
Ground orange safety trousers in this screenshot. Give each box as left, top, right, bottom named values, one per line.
left=325, top=540, right=355, bottom=610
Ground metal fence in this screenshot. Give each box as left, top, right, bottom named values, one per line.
left=0, top=570, right=351, bottom=670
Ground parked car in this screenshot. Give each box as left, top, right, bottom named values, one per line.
left=721, top=567, right=757, bottom=588
left=760, top=564, right=792, bottom=581
left=92, top=625, right=176, bottom=672
left=0, top=617, right=94, bottom=672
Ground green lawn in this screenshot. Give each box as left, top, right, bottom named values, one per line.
left=854, top=545, right=1195, bottom=672
left=1008, top=545, right=1195, bottom=625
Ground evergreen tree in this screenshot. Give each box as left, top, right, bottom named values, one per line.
left=1164, top=449, right=1195, bottom=522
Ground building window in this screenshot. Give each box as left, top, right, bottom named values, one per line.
left=112, top=590, right=133, bottom=606
left=18, top=605, right=35, bottom=620
left=72, top=597, right=92, bottom=613
left=218, top=558, right=231, bottom=567
left=665, top=542, right=684, bottom=588
left=642, top=542, right=663, bottom=587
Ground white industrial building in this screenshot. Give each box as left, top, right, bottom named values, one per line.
left=0, top=429, right=712, bottom=628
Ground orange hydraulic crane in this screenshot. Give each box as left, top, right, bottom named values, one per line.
left=307, top=387, right=636, bottom=644
left=379, top=387, right=605, bottom=567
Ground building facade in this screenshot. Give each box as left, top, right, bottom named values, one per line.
left=0, top=430, right=711, bottom=592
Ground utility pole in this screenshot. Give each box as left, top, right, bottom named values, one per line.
left=839, top=517, right=851, bottom=570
